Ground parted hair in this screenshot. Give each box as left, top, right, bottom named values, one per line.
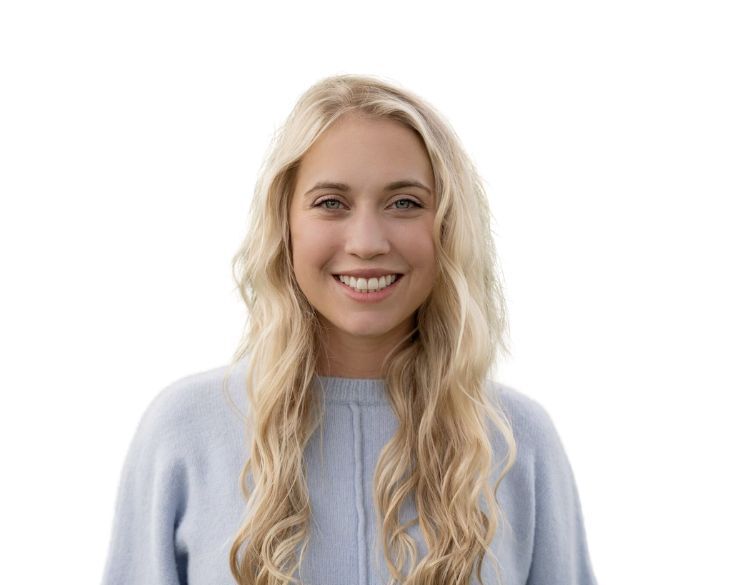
left=224, top=73, right=517, bottom=585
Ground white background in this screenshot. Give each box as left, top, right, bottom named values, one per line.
left=1, top=1, right=733, bottom=583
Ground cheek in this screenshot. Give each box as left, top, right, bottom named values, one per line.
left=397, top=226, right=436, bottom=267
left=290, top=222, right=336, bottom=276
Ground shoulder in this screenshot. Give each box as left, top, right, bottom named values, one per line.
left=488, top=381, right=582, bottom=497
left=486, top=380, right=573, bottom=480
left=130, top=361, right=248, bottom=454
left=490, top=381, right=560, bottom=447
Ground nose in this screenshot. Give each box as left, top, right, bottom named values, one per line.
left=343, top=208, right=390, bottom=259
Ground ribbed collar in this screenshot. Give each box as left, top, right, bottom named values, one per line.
left=314, top=375, right=391, bottom=405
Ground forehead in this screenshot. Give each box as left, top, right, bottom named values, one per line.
left=295, top=114, right=434, bottom=191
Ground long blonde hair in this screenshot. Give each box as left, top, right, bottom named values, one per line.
left=225, top=74, right=517, bottom=585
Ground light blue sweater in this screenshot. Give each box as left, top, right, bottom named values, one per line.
left=101, top=360, right=598, bottom=584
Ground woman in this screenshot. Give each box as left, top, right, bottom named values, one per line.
left=101, top=74, right=598, bottom=585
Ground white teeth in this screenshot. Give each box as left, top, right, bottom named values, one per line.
left=337, top=274, right=398, bottom=292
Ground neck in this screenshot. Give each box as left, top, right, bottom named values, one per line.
left=316, top=319, right=416, bottom=379
left=317, top=355, right=384, bottom=379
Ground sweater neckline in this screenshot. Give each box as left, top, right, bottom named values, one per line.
left=314, top=375, right=391, bottom=405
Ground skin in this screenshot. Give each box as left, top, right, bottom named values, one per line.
left=288, top=112, right=437, bottom=378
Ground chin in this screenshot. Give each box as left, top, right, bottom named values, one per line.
left=337, top=321, right=395, bottom=339
left=344, top=326, right=392, bottom=338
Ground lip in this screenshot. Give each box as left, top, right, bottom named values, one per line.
left=332, top=274, right=403, bottom=303
left=332, top=269, right=404, bottom=278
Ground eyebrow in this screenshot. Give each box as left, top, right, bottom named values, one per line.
left=304, top=179, right=432, bottom=197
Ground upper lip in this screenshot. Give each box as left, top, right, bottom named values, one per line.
left=332, top=269, right=403, bottom=278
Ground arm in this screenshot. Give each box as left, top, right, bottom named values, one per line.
left=100, top=388, right=189, bottom=585
left=525, top=402, right=598, bottom=585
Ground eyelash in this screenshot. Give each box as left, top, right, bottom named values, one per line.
left=314, top=197, right=422, bottom=210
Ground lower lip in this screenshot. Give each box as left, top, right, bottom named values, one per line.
left=332, top=275, right=403, bottom=303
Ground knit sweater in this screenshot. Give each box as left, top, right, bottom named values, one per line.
left=100, top=360, right=598, bottom=585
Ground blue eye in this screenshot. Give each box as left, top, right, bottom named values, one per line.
left=313, top=197, right=422, bottom=211
left=393, top=198, right=421, bottom=209
left=315, top=198, right=344, bottom=210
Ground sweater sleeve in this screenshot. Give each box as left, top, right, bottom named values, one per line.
left=524, top=400, right=598, bottom=585
left=100, top=386, right=189, bottom=585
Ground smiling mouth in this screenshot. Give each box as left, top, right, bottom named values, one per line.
left=332, top=274, right=403, bottom=293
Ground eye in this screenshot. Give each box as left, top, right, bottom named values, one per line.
left=392, top=198, right=422, bottom=210
left=314, top=197, right=345, bottom=210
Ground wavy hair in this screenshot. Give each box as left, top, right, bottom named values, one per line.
left=224, top=73, right=517, bottom=585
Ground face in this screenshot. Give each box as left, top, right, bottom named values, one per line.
left=288, top=113, right=437, bottom=353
